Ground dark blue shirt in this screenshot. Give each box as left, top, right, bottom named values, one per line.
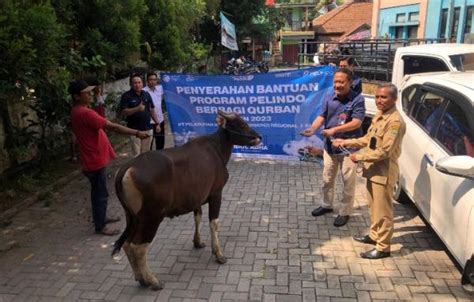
left=120, top=89, right=155, bottom=131
left=351, top=74, right=362, bottom=95
left=319, top=90, right=366, bottom=154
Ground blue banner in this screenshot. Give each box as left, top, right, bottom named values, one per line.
left=220, top=12, right=238, bottom=51
left=161, top=66, right=335, bottom=159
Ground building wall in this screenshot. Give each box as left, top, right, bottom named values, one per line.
left=373, top=0, right=474, bottom=42
left=282, top=7, right=304, bottom=31
left=372, top=0, right=429, bottom=38
left=425, top=0, right=474, bottom=42
left=378, top=4, right=420, bottom=38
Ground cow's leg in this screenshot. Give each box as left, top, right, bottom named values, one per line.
left=122, top=241, right=143, bottom=283
left=210, top=218, right=226, bottom=263
left=130, top=218, right=163, bottom=290
left=193, top=208, right=205, bottom=248
left=208, top=194, right=226, bottom=264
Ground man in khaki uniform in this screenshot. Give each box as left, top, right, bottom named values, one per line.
left=333, top=83, right=405, bottom=259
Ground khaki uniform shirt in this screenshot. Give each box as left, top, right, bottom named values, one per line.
left=344, top=106, right=406, bottom=186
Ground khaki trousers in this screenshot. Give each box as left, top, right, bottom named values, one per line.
left=130, top=130, right=153, bottom=156
left=366, top=180, right=394, bottom=252
left=321, top=150, right=357, bottom=216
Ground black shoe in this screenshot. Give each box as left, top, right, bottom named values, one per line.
left=353, top=234, right=376, bottom=245
left=333, top=215, right=350, bottom=227
left=311, top=207, right=333, bottom=217
left=360, top=248, right=390, bottom=259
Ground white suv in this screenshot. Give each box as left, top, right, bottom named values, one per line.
left=395, top=71, right=474, bottom=291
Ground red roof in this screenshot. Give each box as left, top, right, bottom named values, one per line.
left=312, top=0, right=373, bottom=40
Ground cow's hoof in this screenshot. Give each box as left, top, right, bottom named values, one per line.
left=138, top=279, right=148, bottom=287
left=216, top=255, right=227, bottom=264
left=194, top=242, right=206, bottom=249
left=150, top=281, right=164, bottom=291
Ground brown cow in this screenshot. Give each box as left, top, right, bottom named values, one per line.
left=112, top=111, right=261, bottom=290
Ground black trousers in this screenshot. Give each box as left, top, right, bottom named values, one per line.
left=83, top=167, right=109, bottom=231
left=151, top=121, right=165, bottom=150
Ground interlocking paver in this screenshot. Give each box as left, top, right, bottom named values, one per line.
left=0, top=141, right=472, bottom=301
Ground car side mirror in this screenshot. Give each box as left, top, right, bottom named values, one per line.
left=435, top=156, right=474, bottom=179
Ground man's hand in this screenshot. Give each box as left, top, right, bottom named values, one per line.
left=349, top=154, right=358, bottom=162
left=155, top=123, right=161, bottom=133
left=136, top=131, right=150, bottom=139
left=137, top=101, right=145, bottom=112
left=332, top=138, right=345, bottom=148
left=302, top=127, right=316, bottom=137
left=321, top=128, right=336, bottom=138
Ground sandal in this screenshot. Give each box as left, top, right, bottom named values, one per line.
left=105, top=215, right=121, bottom=224
left=95, top=226, right=120, bottom=236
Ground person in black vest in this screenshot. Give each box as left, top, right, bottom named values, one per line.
left=339, top=57, right=362, bottom=95
left=120, top=73, right=160, bottom=156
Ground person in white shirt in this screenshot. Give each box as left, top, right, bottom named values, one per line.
left=143, top=71, right=165, bottom=150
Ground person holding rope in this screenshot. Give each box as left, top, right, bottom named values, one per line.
left=69, top=80, right=150, bottom=236
left=332, top=83, right=405, bottom=259
left=303, top=68, right=366, bottom=227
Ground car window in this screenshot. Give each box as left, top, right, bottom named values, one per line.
left=401, top=84, right=419, bottom=114
left=436, top=101, right=474, bottom=156
left=403, top=56, right=450, bottom=75
left=411, top=91, right=447, bottom=135
left=449, top=53, right=474, bottom=71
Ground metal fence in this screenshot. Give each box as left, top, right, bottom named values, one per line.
left=298, top=38, right=446, bottom=82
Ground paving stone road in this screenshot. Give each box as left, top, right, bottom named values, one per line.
left=0, top=148, right=473, bottom=301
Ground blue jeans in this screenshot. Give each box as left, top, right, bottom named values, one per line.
left=83, top=168, right=109, bottom=232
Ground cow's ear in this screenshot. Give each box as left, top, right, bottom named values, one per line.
left=216, top=116, right=226, bottom=128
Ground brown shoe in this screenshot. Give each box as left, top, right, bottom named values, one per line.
left=105, top=215, right=121, bottom=224
left=96, top=226, right=120, bottom=236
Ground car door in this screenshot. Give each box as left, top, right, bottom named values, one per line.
left=422, top=90, right=474, bottom=264
left=402, top=83, right=474, bottom=265
left=398, top=85, right=446, bottom=215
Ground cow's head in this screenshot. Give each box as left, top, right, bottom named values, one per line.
left=216, top=110, right=261, bottom=146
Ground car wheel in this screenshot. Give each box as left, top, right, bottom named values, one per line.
left=393, top=176, right=410, bottom=204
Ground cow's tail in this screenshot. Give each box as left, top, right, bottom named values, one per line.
left=112, top=224, right=130, bottom=257
left=112, top=165, right=132, bottom=257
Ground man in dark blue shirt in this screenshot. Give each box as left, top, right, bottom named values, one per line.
left=303, top=68, right=366, bottom=227
left=339, top=57, right=362, bottom=95
left=120, top=73, right=160, bottom=156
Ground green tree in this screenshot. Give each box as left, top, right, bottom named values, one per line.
left=0, top=0, right=70, bottom=164
left=52, top=0, right=147, bottom=76
left=221, top=0, right=266, bottom=41
left=140, top=0, right=210, bottom=71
